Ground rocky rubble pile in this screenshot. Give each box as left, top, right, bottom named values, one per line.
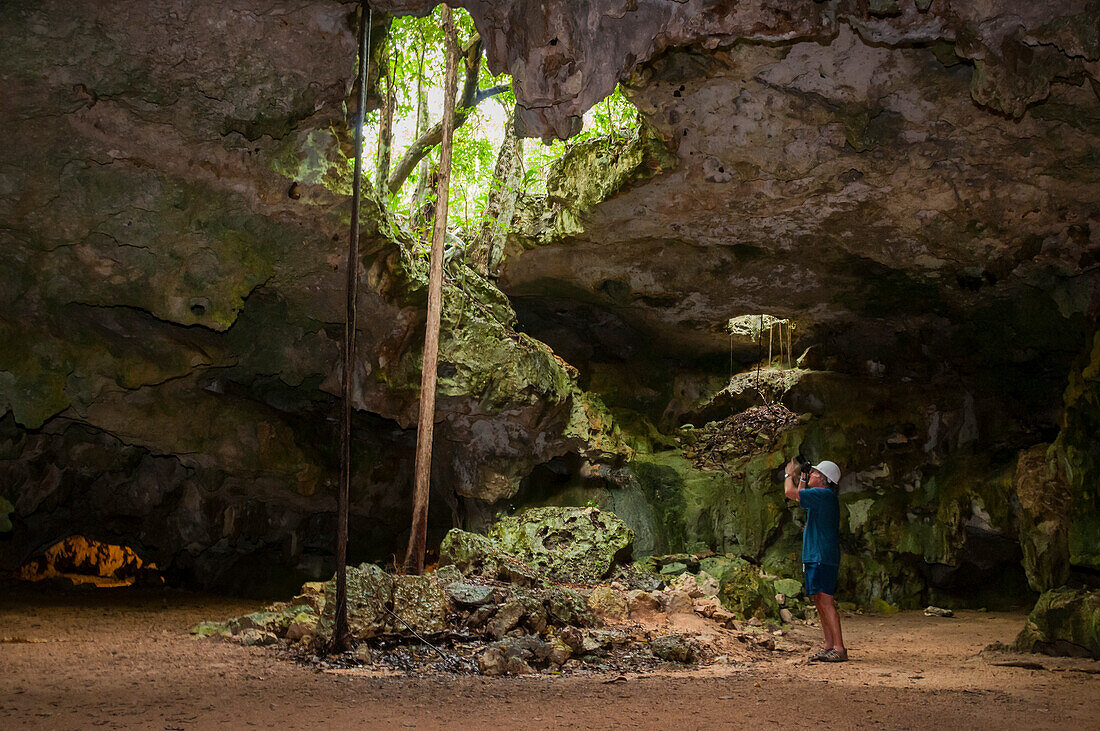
left=682, top=404, right=800, bottom=471
left=192, top=507, right=813, bottom=675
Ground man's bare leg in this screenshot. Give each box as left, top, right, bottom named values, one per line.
left=815, top=593, right=845, bottom=652
left=812, top=593, right=835, bottom=649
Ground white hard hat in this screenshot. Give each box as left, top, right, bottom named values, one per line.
left=813, top=460, right=842, bottom=485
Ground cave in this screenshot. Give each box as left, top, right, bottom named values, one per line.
left=1, top=0, right=1099, bottom=725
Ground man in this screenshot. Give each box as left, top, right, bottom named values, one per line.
left=784, top=457, right=847, bottom=662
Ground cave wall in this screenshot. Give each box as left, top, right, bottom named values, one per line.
left=0, top=0, right=622, bottom=594
left=1, top=0, right=1097, bottom=606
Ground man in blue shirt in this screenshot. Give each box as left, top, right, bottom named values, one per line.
left=784, top=457, right=847, bottom=662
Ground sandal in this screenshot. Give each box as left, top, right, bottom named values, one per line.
left=819, top=648, right=848, bottom=663
left=809, top=648, right=830, bottom=661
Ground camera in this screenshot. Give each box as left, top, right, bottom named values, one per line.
left=795, top=455, right=813, bottom=473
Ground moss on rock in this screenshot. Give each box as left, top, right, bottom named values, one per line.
left=488, top=506, right=634, bottom=583
left=1015, top=588, right=1100, bottom=659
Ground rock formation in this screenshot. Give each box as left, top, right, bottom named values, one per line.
left=1, top=0, right=1098, bottom=621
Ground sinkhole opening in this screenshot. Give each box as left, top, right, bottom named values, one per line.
left=17, top=535, right=161, bottom=588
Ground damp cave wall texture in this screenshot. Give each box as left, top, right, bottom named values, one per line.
left=2, top=0, right=1099, bottom=604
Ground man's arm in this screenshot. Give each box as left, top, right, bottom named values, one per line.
left=784, top=458, right=803, bottom=501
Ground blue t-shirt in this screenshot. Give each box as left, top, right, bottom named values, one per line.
left=799, top=487, right=840, bottom=566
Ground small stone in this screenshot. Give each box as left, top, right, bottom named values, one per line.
left=924, top=605, right=954, bottom=617
left=238, top=628, right=278, bottom=646
left=588, top=586, right=629, bottom=620
left=477, top=647, right=507, bottom=676
left=663, top=590, right=694, bottom=615
left=354, top=645, right=373, bottom=664
left=779, top=608, right=794, bottom=624
left=627, top=589, right=662, bottom=618
left=558, top=626, right=583, bottom=652
left=775, top=593, right=786, bottom=606
left=548, top=636, right=572, bottom=666
left=650, top=634, right=694, bottom=663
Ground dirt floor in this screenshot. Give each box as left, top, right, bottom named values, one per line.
left=1, top=584, right=1097, bottom=729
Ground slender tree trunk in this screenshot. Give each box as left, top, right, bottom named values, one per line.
left=374, top=47, right=397, bottom=195
left=330, top=0, right=372, bottom=654
left=409, top=44, right=433, bottom=236
left=403, top=6, right=459, bottom=576
left=470, top=103, right=523, bottom=276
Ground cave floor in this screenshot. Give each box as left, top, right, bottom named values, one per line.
left=1, top=586, right=1097, bottom=729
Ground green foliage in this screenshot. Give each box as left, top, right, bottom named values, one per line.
left=366, top=8, right=639, bottom=243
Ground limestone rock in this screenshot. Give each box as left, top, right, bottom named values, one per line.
left=663, top=590, right=695, bottom=616
left=438, top=529, right=541, bottom=586
left=487, top=507, right=634, bottom=583
left=587, top=586, right=629, bottom=621
left=1015, top=444, right=1072, bottom=592
left=445, top=582, right=496, bottom=607
left=286, top=612, right=319, bottom=642
left=650, top=634, right=694, bottom=663
left=1015, top=588, right=1100, bottom=660
left=923, top=606, right=953, bottom=618
left=391, top=574, right=449, bottom=635
left=320, top=564, right=393, bottom=640
left=238, top=628, right=278, bottom=647
left=190, top=621, right=230, bottom=639
left=627, top=589, right=663, bottom=618
left=717, top=561, right=781, bottom=621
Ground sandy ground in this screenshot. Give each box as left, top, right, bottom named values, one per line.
left=1, top=585, right=1097, bottom=729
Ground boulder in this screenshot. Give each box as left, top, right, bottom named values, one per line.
left=717, top=560, right=781, bottom=621
left=478, top=635, right=550, bottom=675
left=627, top=589, right=663, bottom=618
left=546, top=586, right=594, bottom=626
left=663, top=589, right=694, bottom=615
left=438, top=529, right=541, bottom=586
left=1015, top=588, right=1100, bottom=659
left=487, top=507, right=634, bottom=582
left=487, top=599, right=526, bottom=640
left=227, top=604, right=312, bottom=637
left=238, top=628, right=278, bottom=647
left=446, top=582, right=496, bottom=607
left=588, top=586, right=629, bottom=620
left=285, top=611, right=319, bottom=642
left=391, top=574, right=449, bottom=635
left=650, top=634, right=694, bottom=663
left=190, top=620, right=230, bottom=638
left=320, top=563, right=393, bottom=640
left=558, top=626, right=584, bottom=653
left=774, top=578, right=803, bottom=599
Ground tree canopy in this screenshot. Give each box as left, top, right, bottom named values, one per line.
left=365, top=7, right=640, bottom=257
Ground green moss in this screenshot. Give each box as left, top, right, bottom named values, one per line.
left=1016, top=588, right=1100, bottom=659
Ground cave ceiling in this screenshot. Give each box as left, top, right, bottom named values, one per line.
left=378, top=1, right=1100, bottom=383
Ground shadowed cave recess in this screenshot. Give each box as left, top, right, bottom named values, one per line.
left=1, top=0, right=1098, bottom=624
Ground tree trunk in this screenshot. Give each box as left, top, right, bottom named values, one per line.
left=374, top=47, right=397, bottom=196
left=403, top=6, right=459, bottom=576
left=408, top=45, right=433, bottom=237
left=330, top=0, right=373, bottom=654
left=470, top=103, right=523, bottom=276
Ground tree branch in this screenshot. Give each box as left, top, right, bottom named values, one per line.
left=386, top=35, right=509, bottom=195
